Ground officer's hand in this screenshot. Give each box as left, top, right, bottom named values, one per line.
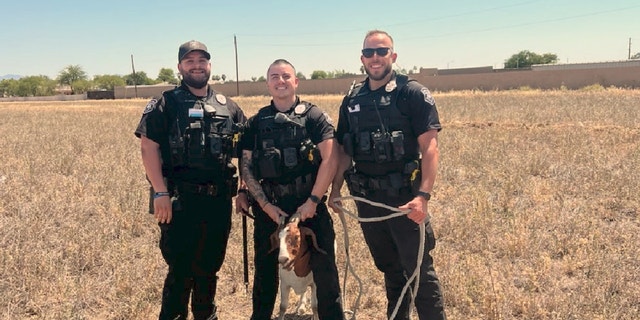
left=263, top=203, right=288, bottom=224
left=235, top=192, right=250, bottom=215
left=296, top=200, right=317, bottom=222
left=398, top=196, right=428, bottom=224
left=154, top=196, right=173, bottom=224
left=328, top=190, right=343, bottom=214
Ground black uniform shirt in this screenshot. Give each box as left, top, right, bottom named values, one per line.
left=240, top=97, right=334, bottom=153
left=336, top=73, right=441, bottom=146
left=134, top=83, right=246, bottom=181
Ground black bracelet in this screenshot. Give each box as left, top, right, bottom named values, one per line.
left=153, top=191, right=170, bottom=199
left=416, top=191, right=431, bottom=201
left=308, top=194, right=321, bottom=204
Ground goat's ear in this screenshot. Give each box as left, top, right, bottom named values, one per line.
left=268, top=231, right=279, bottom=254
left=300, top=227, right=328, bottom=255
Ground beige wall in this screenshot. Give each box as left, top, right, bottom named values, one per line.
left=113, top=64, right=640, bottom=99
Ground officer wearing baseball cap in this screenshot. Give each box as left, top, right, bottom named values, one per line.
left=136, top=39, right=247, bottom=320
left=178, top=40, right=211, bottom=62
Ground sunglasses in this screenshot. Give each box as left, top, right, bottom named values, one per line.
left=361, top=47, right=392, bottom=58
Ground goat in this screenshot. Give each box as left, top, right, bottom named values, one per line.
left=269, top=215, right=326, bottom=320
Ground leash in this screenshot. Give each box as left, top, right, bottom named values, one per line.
left=332, top=195, right=427, bottom=320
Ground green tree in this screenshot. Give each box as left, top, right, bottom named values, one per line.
left=124, top=71, right=155, bottom=85
left=631, top=52, right=640, bottom=59
left=360, top=66, right=366, bottom=74
left=257, top=76, right=266, bottom=82
left=296, top=72, right=306, bottom=80
left=0, top=79, right=17, bottom=97
left=13, top=75, right=56, bottom=96
left=157, top=68, right=178, bottom=84
left=221, top=74, right=227, bottom=82
left=310, top=70, right=329, bottom=79
left=57, top=65, right=88, bottom=94
left=334, top=69, right=357, bottom=78
left=93, top=74, right=126, bottom=90
left=71, top=79, right=93, bottom=94
left=504, top=50, right=558, bottom=69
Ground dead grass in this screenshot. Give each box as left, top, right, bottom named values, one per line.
left=0, top=88, right=638, bottom=319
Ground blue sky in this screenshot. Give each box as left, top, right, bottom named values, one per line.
left=1, top=0, right=639, bottom=81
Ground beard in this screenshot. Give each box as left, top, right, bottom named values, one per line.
left=182, top=70, right=210, bottom=89
left=365, top=63, right=393, bottom=81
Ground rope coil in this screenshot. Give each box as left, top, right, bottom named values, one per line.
left=331, top=195, right=427, bottom=320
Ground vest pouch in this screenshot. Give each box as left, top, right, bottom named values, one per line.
left=283, top=147, right=298, bottom=168
left=391, top=131, right=405, bottom=161
left=258, top=147, right=282, bottom=179
left=358, top=132, right=371, bottom=153
left=209, top=134, right=222, bottom=158
left=372, top=131, right=392, bottom=163
left=342, top=133, right=354, bottom=156
left=169, top=135, right=185, bottom=167
left=186, top=127, right=208, bottom=169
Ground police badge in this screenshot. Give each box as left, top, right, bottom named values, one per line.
left=294, top=104, right=306, bottom=114
left=215, top=94, right=227, bottom=105
left=385, top=79, right=397, bottom=92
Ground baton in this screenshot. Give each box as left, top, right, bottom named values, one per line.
left=241, top=208, right=254, bottom=294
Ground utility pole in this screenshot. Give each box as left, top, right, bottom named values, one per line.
left=234, top=35, right=240, bottom=96
left=131, top=54, right=138, bottom=98
left=629, top=38, right=632, bottom=60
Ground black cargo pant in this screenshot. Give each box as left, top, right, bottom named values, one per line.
left=250, top=196, right=344, bottom=320
left=355, top=190, right=446, bottom=320
left=157, top=192, right=232, bottom=320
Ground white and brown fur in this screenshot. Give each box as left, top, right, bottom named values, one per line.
left=269, top=215, right=326, bottom=320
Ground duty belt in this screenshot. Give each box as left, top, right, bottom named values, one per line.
left=261, top=173, right=315, bottom=200
left=345, top=162, right=420, bottom=197
left=175, top=181, right=221, bottom=197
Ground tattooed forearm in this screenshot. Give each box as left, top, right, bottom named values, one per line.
left=240, top=150, right=269, bottom=207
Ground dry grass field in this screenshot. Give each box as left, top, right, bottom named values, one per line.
left=1, top=88, right=639, bottom=320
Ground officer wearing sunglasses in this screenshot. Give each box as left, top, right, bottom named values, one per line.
left=329, top=30, right=447, bottom=320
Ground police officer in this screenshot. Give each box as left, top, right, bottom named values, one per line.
left=236, top=59, right=344, bottom=320
left=329, top=30, right=447, bottom=320
left=135, top=40, right=246, bottom=320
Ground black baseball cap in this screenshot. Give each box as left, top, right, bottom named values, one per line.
left=178, top=40, right=211, bottom=62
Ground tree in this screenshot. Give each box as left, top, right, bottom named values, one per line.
left=93, top=74, right=126, bottom=90
left=57, top=65, right=88, bottom=94
left=157, top=68, right=178, bottom=84
left=360, top=66, right=366, bottom=74
left=71, top=79, right=93, bottom=94
left=221, top=74, right=226, bottom=82
left=12, top=75, right=56, bottom=97
left=124, top=71, right=155, bottom=85
left=631, top=52, right=640, bottom=59
left=0, top=79, right=16, bottom=97
left=310, top=70, right=329, bottom=79
left=296, top=72, right=306, bottom=80
left=504, top=50, right=558, bottom=69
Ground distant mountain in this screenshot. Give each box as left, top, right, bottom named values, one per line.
left=1, top=74, right=22, bottom=80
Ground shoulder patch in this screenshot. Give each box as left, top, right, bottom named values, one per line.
left=215, top=94, right=227, bottom=105
left=322, top=111, right=334, bottom=125
left=143, top=99, right=158, bottom=114
left=421, top=88, right=435, bottom=105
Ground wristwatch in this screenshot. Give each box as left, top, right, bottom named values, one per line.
left=417, top=191, right=431, bottom=201
left=308, top=194, right=321, bottom=204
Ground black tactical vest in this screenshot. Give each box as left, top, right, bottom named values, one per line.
left=166, top=88, right=239, bottom=173
left=343, top=74, right=419, bottom=173
left=252, top=102, right=320, bottom=184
